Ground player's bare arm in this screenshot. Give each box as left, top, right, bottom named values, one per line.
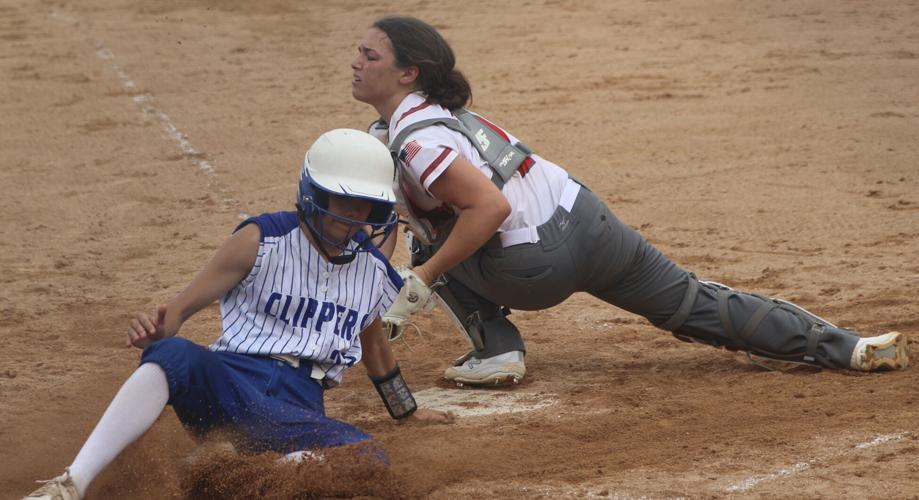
left=361, top=318, right=454, bottom=424
left=413, top=155, right=510, bottom=285
left=361, top=318, right=398, bottom=376
left=126, top=223, right=260, bottom=349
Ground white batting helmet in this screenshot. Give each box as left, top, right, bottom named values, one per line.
left=296, top=129, right=398, bottom=261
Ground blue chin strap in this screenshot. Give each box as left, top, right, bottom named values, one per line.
left=296, top=176, right=398, bottom=265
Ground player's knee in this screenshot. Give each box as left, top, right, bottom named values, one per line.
left=141, top=336, right=199, bottom=365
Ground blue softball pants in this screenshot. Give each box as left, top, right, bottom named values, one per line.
left=140, top=337, right=371, bottom=453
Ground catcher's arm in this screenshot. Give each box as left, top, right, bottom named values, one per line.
left=127, top=223, right=259, bottom=348
left=361, top=318, right=453, bottom=423
left=379, top=155, right=507, bottom=334
left=412, top=155, right=510, bottom=286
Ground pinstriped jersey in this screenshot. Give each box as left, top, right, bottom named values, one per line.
left=211, top=211, right=400, bottom=387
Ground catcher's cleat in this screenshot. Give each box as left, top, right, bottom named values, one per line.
left=23, top=470, right=80, bottom=500
left=850, top=331, right=909, bottom=371
left=443, top=350, right=525, bottom=386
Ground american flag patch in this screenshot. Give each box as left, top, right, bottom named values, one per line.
left=400, top=140, right=422, bottom=164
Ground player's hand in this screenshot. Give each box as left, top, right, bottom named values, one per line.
left=126, top=304, right=167, bottom=349
left=401, top=408, right=455, bottom=425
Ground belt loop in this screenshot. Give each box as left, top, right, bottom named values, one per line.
left=559, top=178, right=580, bottom=212
left=483, top=234, right=503, bottom=250
left=528, top=225, right=539, bottom=243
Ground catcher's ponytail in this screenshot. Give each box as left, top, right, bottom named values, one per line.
left=373, top=16, right=472, bottom=110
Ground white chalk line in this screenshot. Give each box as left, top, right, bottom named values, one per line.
left=519, top=484, right=685, bottom=500
left=48, top=9, right=78, bottom=25
left=515, top=484, right=684, bottom=500
left=92, top=44, right=235, bottom=198
left=95, top=41, right=247, bottom=216
left=47, top=5, right=248, bottom=217
left=723, top=431, right=909, bottom=493
left=435, top=477, right=686, bottom=500
left=93, top=44, right=215, bottom=173
left=855, top=432, right=907, bottom=449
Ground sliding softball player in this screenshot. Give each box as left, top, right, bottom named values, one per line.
left=25, top=129, right=451, bottom=500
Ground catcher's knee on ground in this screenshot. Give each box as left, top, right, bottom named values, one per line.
left=658, top=276, right=859, bottom=369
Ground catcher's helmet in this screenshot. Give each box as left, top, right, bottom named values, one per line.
left=296, top=129, right=398, bottom=262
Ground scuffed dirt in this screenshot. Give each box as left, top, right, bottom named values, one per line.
left=2, top=0, right=917, bottom=498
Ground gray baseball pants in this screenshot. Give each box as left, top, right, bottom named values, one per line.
left=424, top=180, right=859, bottom=368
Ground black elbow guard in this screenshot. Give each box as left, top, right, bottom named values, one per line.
left=369, top=364, right=417, bottom=419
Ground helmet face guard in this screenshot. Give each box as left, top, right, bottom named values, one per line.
left=296, top=172, right=398, bottom=258
left=294, top=128, right=399, bottom=263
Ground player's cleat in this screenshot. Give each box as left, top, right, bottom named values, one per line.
left=278, top=449, right=325, bottom=464
left=850, top=331, right=909, bottom=371
left=23, top=470, right=80, bottom=500
left=443, top=350, right=526, bottom=386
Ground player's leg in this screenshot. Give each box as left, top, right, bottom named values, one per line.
left=429, top=180, right=601, bottom=385
left=227, top=357, right=376, bottom=453
left=236, top=396, right=382, bottom=458
left=150, top=347, right=378, bottom=456
left=410, top=237, right=527, bottom=385
left=25, top=357, right=170, bottom=500
left=220, top=357, right=389, bottom=464
left=581, top=192, right=907, bottom=370
left=667, top=278, right=907, bottom=369
left=436, top=276, right=527, bottom=385
left=132, top=340, right=380, bottom=456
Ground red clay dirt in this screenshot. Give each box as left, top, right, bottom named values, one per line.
left=1, top=0, right=917, bottom=498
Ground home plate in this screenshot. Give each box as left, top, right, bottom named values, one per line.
left=413, top=388, right=559, bottom=417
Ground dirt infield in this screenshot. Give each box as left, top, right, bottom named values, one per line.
left=2, top=0, right=918, bottom=497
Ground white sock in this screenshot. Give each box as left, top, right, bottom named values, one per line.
left=67, top=362, right=169, bottom=497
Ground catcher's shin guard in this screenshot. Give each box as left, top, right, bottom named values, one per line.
left=661, top=276, right=848, bottom=368
left=433, top=273, right=526, bottom=358
left=408, top=231, right=525, bottom=357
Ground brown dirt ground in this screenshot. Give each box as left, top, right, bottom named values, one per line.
left=2, top=0, right=918, bottom=498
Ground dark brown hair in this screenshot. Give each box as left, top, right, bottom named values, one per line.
left=373, top=16, right=472, bottom=110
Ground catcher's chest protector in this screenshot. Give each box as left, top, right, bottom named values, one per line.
left=387, top=109, right=536, bottom=190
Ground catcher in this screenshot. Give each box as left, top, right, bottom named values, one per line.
left=351, top=15, right=909, bottom=386
left=24, top=129, right=451, bottom=500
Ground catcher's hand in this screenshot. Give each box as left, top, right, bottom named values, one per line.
left=383, top=268, right=436, bottom=339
